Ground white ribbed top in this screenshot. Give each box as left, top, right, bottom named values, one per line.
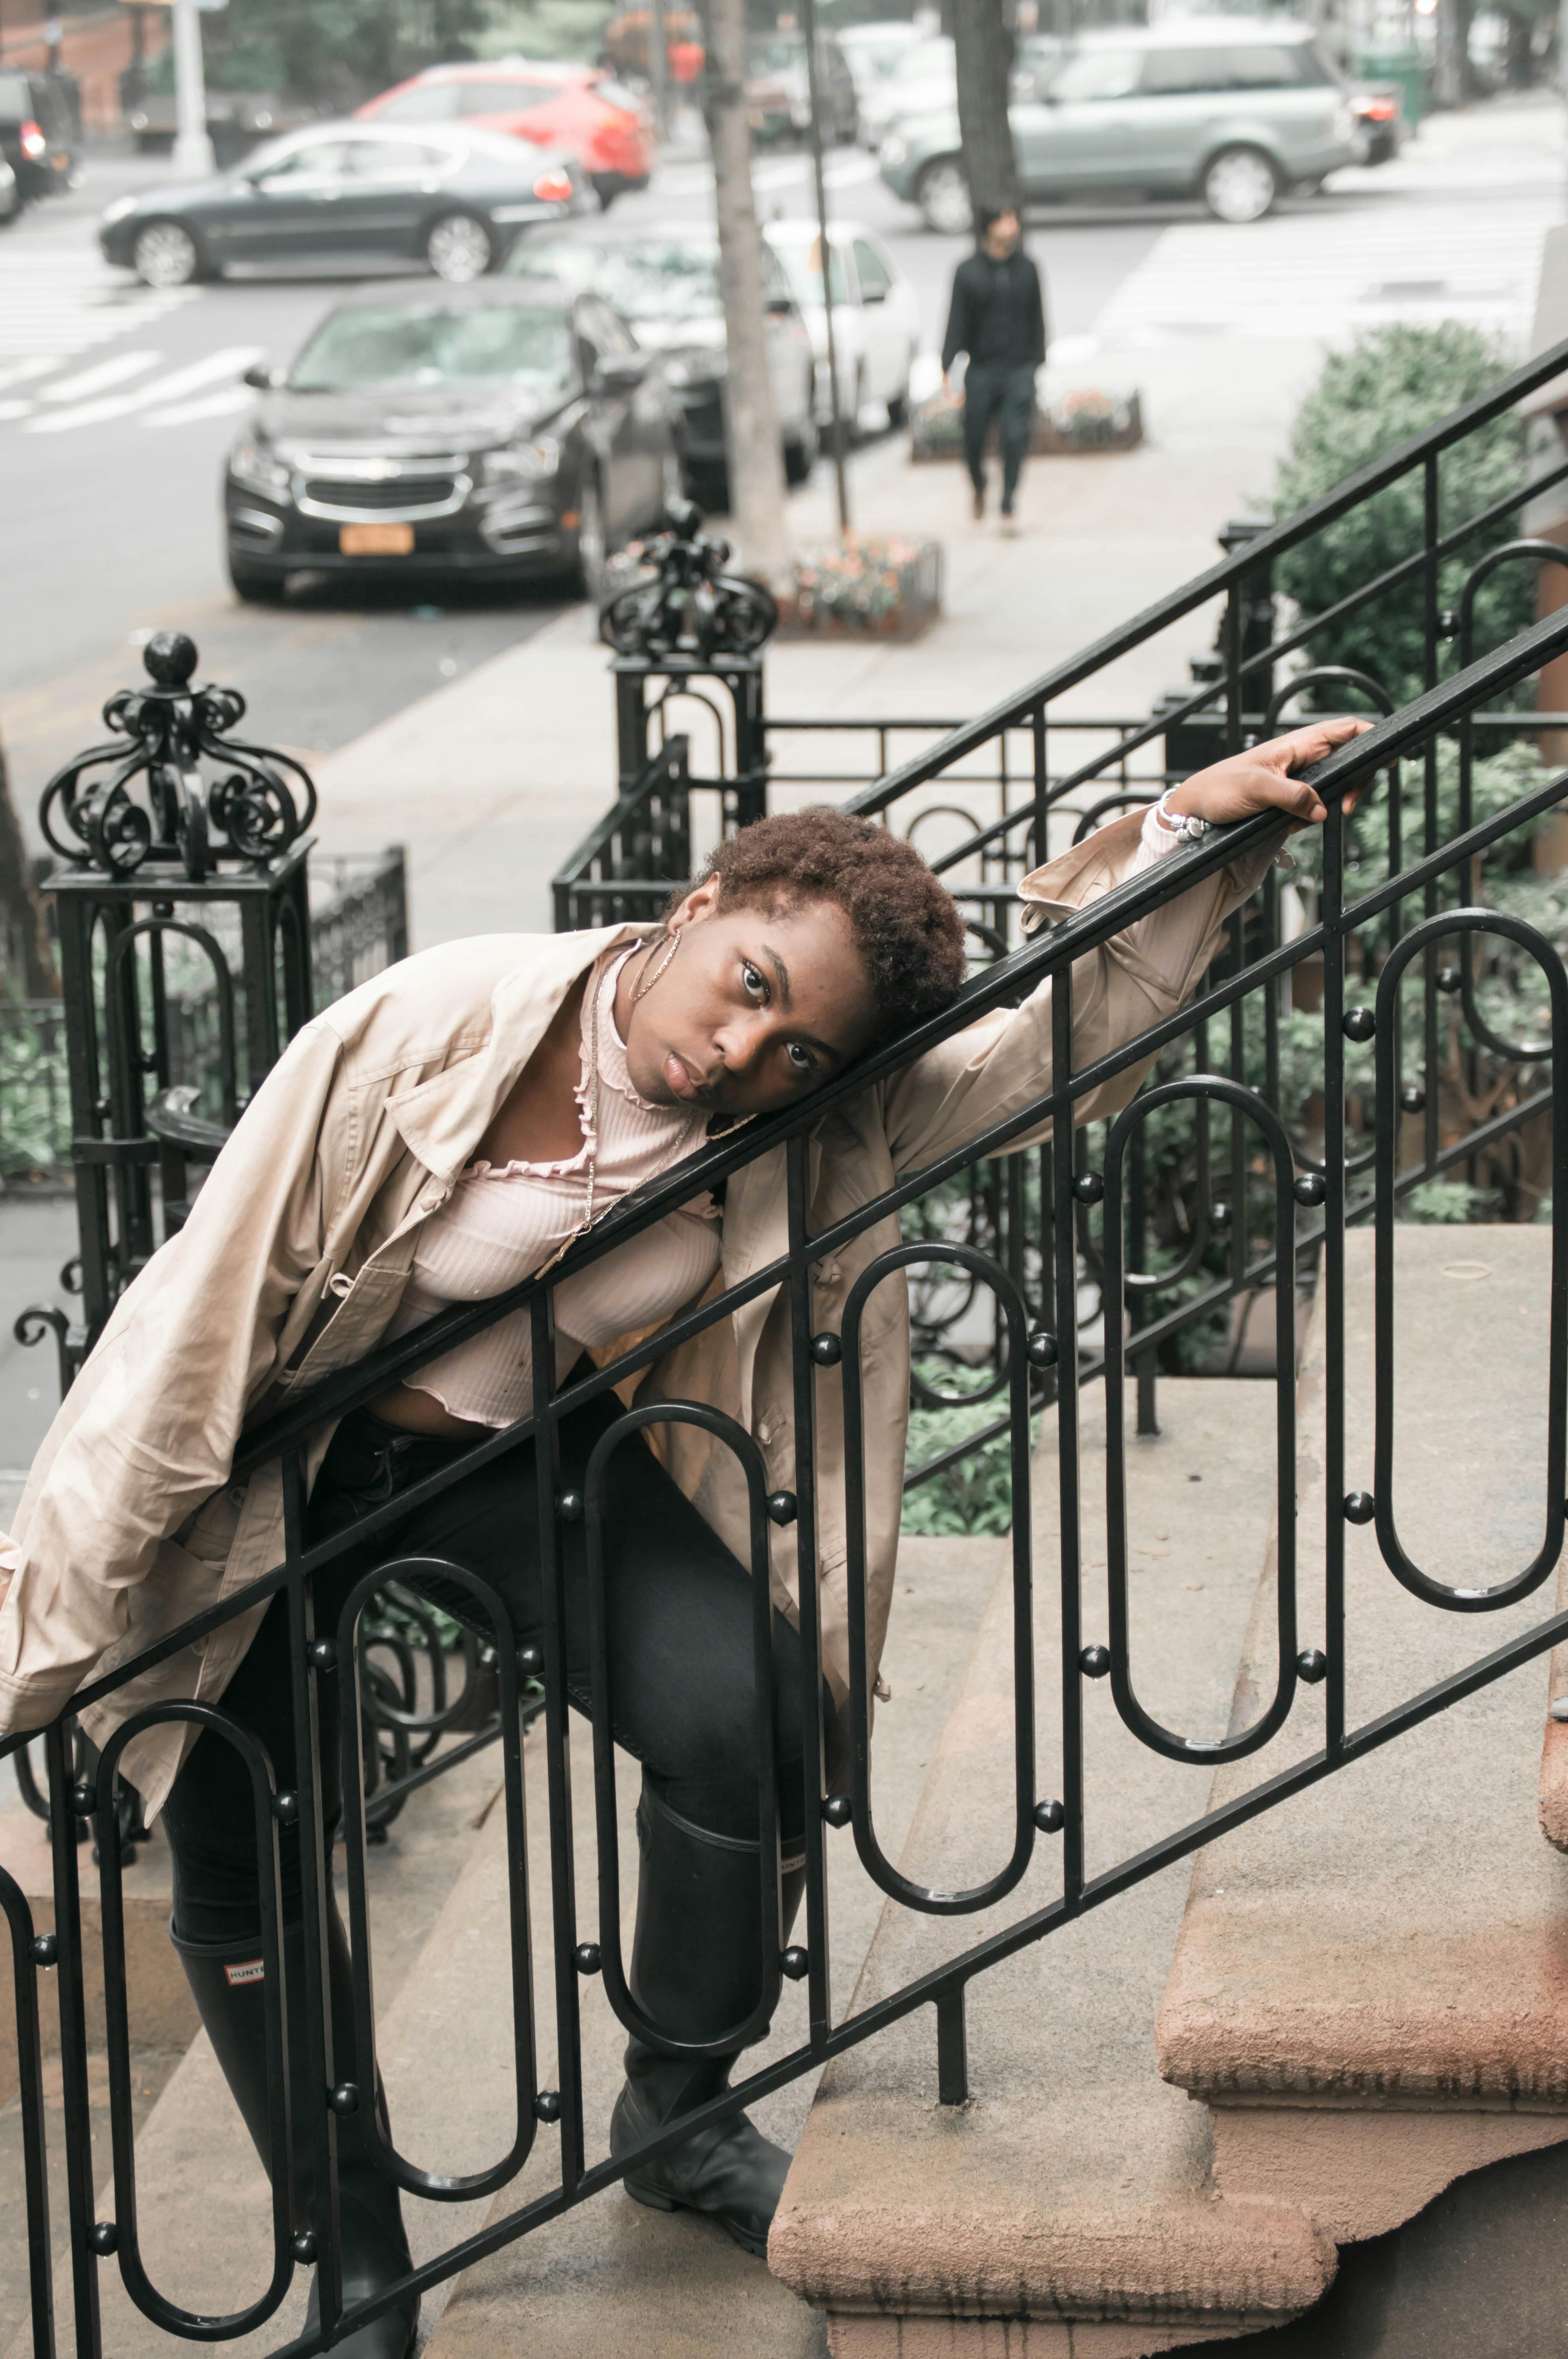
left=386, top=949, right=721, bottom=1428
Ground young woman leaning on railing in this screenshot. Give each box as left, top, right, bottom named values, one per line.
left=0, top=717, right=1362, bottom=2359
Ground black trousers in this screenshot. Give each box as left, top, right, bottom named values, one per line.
left=163, top=1390, right=837, bottom=1948
left=963, top=359, right=1036, bottom=509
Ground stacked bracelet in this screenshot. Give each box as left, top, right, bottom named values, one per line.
left=1155, top=787, right=1212, bottom=845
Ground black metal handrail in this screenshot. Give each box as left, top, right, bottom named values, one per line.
left=9, top=364, right=1568, bottom=2357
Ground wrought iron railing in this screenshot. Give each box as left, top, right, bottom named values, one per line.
left=6, top=342, right=1568, bottom=2356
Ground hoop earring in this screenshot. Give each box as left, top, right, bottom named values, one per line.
left=632, top=926, right=682, bottom=1005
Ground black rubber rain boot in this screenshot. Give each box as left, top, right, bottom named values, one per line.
left=172, top=1908, right=419, bottom=2357
left=608, top=1781, right=806, bottom=2257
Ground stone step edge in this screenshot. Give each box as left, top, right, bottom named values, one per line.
left=1156, top=1229, right=1568, bottom=2123
left=771, top=1388, right=1332, bottom=2343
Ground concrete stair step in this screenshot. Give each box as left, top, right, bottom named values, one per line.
left=0, top=1708, right=508, bottom=2359
left=1156, top=1225, right=1568, bottom=2248
left=422, top=1534, right=998, bottom=2359
left=771, top=1379, right=1320, bottom=2356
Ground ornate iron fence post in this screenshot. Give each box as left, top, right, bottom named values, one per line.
left=26, top=629, right=317, bottom=1374
left=600, top=501, right=778, bottom=839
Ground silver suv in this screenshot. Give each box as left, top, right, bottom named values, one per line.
left=879, top=19, right=1358, bottom=230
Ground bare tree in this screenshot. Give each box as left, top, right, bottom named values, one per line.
left=697, top=0, right=790, bottom=582
left=0, top=732, right=56, bottom=999
left=953, top=0, right=1019, bottom=215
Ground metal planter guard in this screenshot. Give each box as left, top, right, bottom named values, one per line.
left=9, top=338, right=1568, bottom=2353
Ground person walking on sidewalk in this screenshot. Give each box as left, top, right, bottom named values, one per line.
left=941, top=201, right=1047, bottom=532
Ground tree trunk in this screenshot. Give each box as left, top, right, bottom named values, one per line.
left=697, top=0, right=790, bottom=583
left=953, top=0, right=1018, bottom=214
left=0, top=731, right=57, bottom=999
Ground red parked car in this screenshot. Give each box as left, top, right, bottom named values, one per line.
left=356, top=62, right=653, bottom=209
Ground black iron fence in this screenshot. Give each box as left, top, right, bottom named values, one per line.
left=5, top=340, right=1568, bottom=2356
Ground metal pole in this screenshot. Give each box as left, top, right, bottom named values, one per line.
left=171, top=0, right=215, bottom=179
left=650, top=0, right=670, bottom=148
left=800, top=0, right=851, bottom=540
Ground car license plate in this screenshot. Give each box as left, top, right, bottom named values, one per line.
left=339, top=523, right=414, bottom=556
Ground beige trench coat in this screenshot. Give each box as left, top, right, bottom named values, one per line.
left=0, top=813, right=1270, bottom=1819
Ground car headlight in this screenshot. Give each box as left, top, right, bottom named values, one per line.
left=483, top=437, right=562, bottom=484
left=663, top=347, right=726, bottom=389
left=102, top=193, right=139, bottom=225
left=880, top=134, right=908, bottom=166
left=228, top=434, right=291, bottom=498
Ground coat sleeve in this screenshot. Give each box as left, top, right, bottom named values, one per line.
left=1030, top=258, right=1047, bottom=366
left=880, top=809, right=1277, bottom=1179
left=0, top=1016, right=345, bottom=1733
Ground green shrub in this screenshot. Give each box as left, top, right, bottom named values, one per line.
left=1272, top=325, right=1531, bottom=709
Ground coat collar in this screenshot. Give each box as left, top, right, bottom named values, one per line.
left=383, top=922, right=653, bottom=1183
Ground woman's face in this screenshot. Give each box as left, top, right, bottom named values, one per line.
left=618, top=881, right=882, bottom=1117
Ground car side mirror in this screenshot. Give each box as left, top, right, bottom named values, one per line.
left=862, top=285, right=887, bottom=305
left=595, top=352, right=648, bottom=392
left=241, top=360, right=279, bottom=390
left=765, top=294, right=794, bottom=316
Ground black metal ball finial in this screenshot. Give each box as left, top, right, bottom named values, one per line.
left=143, top=629, right=199, bottom=687
left=1342, top=1006, right=1376, bottom=1042
left=1293, top=1173, right=1327, bottom=1207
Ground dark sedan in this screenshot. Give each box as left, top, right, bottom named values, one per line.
left=222, top=278, right=684, bottom=603
left=100, top=120, right=588, bottom=289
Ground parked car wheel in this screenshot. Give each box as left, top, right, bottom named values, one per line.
left=227, top=549, right=287, bottom=604
left=783, top=411, right=818, bottom=486
left=915, top=157, right=973, bottom=236
left=566, top=471, right=606, bottom=600
left=425, top=210, right=495, bottom=283
left=591, top=174, right=619, bottom=210
left=132, top=218, right=207, bottom=288
left=1201, top=145, right=1278, bottom=225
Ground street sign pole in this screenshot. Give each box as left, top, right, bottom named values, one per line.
left=800, top=0, right=851, bottom=540
left=171, top=0, right=216, bottom=179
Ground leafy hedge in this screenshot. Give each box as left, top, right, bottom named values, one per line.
left=1272, top=324, right=1532, bottom=709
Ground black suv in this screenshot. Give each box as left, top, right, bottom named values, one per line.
left=0, top=69, right=76, bottom=202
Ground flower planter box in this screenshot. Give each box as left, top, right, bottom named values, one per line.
left=910, top=385, right=1143, bottom=463
left=774, top=536, right=944, bottom=642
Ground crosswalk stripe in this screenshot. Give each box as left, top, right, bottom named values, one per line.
left=24, top=344, right=262, bottom=433
left=141, top=382, right=254, bottom=429
left=37, top=349, right=161, bottom=403
left=0, top=251, right=199, bottom=381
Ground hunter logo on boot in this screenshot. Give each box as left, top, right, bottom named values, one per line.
left=225, top=1959, right=265, bottom=1987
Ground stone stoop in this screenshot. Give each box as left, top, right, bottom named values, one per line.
left=1155, top=1227, right=1568, bottom=2284
left=770, top=1379, right=1322, bottom=2357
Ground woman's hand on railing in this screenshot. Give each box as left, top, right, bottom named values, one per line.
left=1165, top=715, right=1373, bottom=831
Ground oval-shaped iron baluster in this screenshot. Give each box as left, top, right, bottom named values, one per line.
left=1448, top=545, right=1568, bottom=1063
left=1262, top=665, right=1396, bottom=735
left=1102, top=1076, right=1300, bottom=1761
left=2, top=1859, right=56, bottom=2351
left=842, top=1241, right=1037, bottom=1913
left=336, top=1554, right=538, bottom=2199
left=583, top=1402, right=784, bottom=2055
left=103, top=916, right=240, bottom=1132
left=1372, top=908, right=1568, bottom=1608
left=94, top=1701, right=295, bottom=2339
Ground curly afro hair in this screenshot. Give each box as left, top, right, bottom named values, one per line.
left=678, top=807, right=968, bottom=1040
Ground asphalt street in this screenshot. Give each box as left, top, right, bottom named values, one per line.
left=0, top=103, right=1559, bottom=835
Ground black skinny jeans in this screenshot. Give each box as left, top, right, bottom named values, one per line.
left=163, top=1389, right=837, bottom=1948
left=963, top=359, right=1036, bottom=509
